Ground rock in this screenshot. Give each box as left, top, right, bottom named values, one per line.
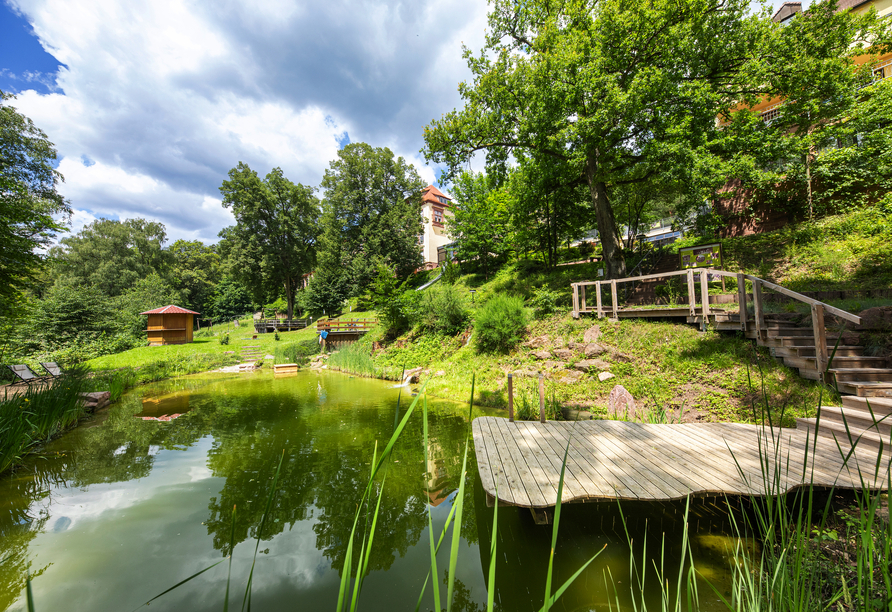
left=435, top=370, right=445, bottom=376
left=526, top=335, right=550, bottom=348
left=573, top=359, right=610, bottom=372
left=224, top=351, right=235, bottom=355
left=553, top=337, right=565, bottom=348
left=556, top=370, right=584, bottom=384
left=856, top=306, right=892, bottom=331
left=265, top=354, right=275, bottom=360
left=562, top=407, right=594, bottom=420
left=79, top=391, right=111, bottom=413
left=514, top=368, right=539, bottom=378
left=611, top=351, right=632, bottom=363
left=568, top=342, right=583, bottom=351
left=598, top=371, right=615, bottom=382
left=402, top=366, right=423, bottom=384
left=542, top=360, right=567, bottom=370
left=607, top=385, right=636, bottom=418
left=583, top=325, right=602, bottom=343
left=584, top=343, right=607, bottom=358
left=553, top=348, right=574, bottom=360
left=532, top=350, right=552, bottom=360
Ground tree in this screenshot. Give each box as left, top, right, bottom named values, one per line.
left=0, top=91, right=70, bottom=315
left=168, top=239, right=221, bottom=314
left=424, top=0, right=771, bottom=278
left=219, top=164, right=320, bottom=320
left=52, top=218, right=170, bottom=297
left=447, top=171, right=512, bottom=277
left=316, top=143, right=425, bottom=297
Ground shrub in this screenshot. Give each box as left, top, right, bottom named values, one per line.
left=219, top=333, right=230, bottom=345
left=274, top=338, right=320, bottom=365
left=474, top=294, right=528, bottom=353
left=418, top=284, right=468, bottom=335
left=527, top=286, right=564, bottom=319
left=441, top=261, right=461, bottom=285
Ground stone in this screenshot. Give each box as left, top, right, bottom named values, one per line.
left=532, top=350, right=552, bottom=360
left=435, top=370, right=445, bottom=376
left=607, top=385, right=635, bottom=417
left=568, top=342, right=583, bottom=351
left=583, top=325, right=601, bottom=343
left=584, top=343, right=607, bottom=358
left=553, top=337, right=565, bottom=348
left=79, top=391, right=111, bottom=412
left=265, top=354, right=275, bottom=360
left=515, top=368, right=539, bottom=378
left=526, top=335, right=550, bottom=348
left=556, top=370, right=584, bottom=384
left=573, top=359, right=610, bottom=372
left=857, top=306, right=892, bottom=331
left=542, top=360, right=567, bottom=370
left=553, top=348, right=574, bottom=360
left=562, top=407, right=594, bottom=420
left=598, top=371, right=615, bottom=382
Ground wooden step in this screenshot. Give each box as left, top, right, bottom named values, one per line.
left=835, top=381, right=892, bottom=398
left=784, top=356, right=886, bottom=371
left=767, top=328, right=814, bottom=337
left=817, top=406, right=892, bottom=438
left=842, top=396, right=892, bottom=415
left=830, top=368, right=892, bottom=382
left=796, top=417, right=892, bottom=456
left=773, top=346, right=865, bottom=358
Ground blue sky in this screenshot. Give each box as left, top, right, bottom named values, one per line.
left=2, top=0, right=797, bottom=244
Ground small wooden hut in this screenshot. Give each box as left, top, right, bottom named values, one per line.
left=140, top=305, right=199, bottom=346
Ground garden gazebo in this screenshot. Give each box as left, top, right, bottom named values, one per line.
left=140, top=305, right=199, bottom=346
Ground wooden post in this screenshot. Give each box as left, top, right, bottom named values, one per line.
left=596, top=282, right=603, bottom=319
left=753, top=279, right=765, bottom=340
left=686, top=269, right=696, bottom=316
left=580, top=285, right=587, bottom=314
left=812, top=304, right=829, bottom=379
left=736, top=273, right=747, bottom=332
left=539, top=373, right=546, bottom=423
left=507, top=373, right=514, bottom=422
left=610, top=279, right=618, bottom=318
left=700, top=269, right=709, bottom=331
left=571, top=283, right=579, bottom=319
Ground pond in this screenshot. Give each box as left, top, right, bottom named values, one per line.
left=0, top=370, right=748, bottom=611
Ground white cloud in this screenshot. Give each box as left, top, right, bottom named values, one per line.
left=8, top=0, right=490, bottom=242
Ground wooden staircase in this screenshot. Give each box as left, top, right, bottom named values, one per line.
left=714, top=311, right=892, bottom=454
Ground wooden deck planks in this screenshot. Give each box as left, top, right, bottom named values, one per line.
left=471, top=417, right=891, bottom=506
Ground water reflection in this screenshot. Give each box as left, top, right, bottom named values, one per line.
left=0, top=371, right=749, bottom=612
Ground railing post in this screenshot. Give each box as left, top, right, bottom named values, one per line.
left=736, top=273, right=747, bottom=332
left=686, top=269, right=696, bottom=317
left=700, top=269, right=710, bottom=331
left=596, top=282, right=603, bottom=319
left=812, top=304, right=829, bottom=380
left=753, top=279, right=765, bottom=340
left=580, top=285, right=587, bottom=313
left=539, top=373, right=546, bottom=423
left=507, top=373, right=514, bottom=422
left=571, top=283, right=579, bottom=319
left=610, top=279, right=618, bottom=318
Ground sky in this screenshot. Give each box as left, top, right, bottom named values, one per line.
left=1, top=0, right=799, bottom=245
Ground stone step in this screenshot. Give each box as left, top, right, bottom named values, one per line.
left=796, top=417, right=892, bottom=456
left=835, top=380, right=892, bottom=398
left=842, top=396, right=892, bottom=415
left=818, top=405, right=892, bottom=437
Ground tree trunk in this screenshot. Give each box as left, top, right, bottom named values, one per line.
left=285, top=277, right=295, bottom=320
left=584, top=154, right=626, bottom=279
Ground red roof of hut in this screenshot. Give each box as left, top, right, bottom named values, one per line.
left=139, top=305, right=200, bottom=315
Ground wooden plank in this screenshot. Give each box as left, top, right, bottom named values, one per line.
left=686, top=269, right=696, bottom=317
left=611, top=279, right=619, bottom=316
left=737, top=274, right=747, bottom=332
left=487, top=419, right=549, bottom=507
left=514, top=422, right=585, bottom=504
left=477, top=418, right=521, bottom=506
left=812, top=304, right=829, bottom=378
left=753, top=279, right=765, bottom=340
left=528, top=423, right=610, bottom=499
left=471, top=420, right=498, bottom=499
left=750, top=276, right=861, bottom=325
left=580, top=285, right=587, bottom=313
left=571, top=283, right=579, bottom=319
left=700, top=270, right=710, bottom=323
left=544, top=422, right=643, bottom=500
left=596, top=282, right=603, bottom=318
left=495, top=420, right=560, bottom=504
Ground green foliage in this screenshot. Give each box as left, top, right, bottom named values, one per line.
left=167, top=239, right=221, bottom=314
left=219, top=164, right=319, bottom=319
left=274, top=330, right=280, bottom=341
left=327, top=340, right=376, bottom=377
left=208, top=275, right=254, bottom=321
left=273, top=338, right=319, bottom=365
left=219, top=333, right=230, bottom=345
left=417, top=284, right=468, bottom=335
left=115, top=273, right=185, bottom=339
left=474, top=294, right=528, bottom=354
left=447, top=171, right=512, bottom=276
left=527, top=286, right=564, bottom=319
left=52, top=218, right=170, bottom=297
left=314, top=142, right=425, bottom=301
left=0, top=91, right=70, bottom=316
left=367, top=264, right=416, bottom=334
left=441, top=261, right=461, bottom=285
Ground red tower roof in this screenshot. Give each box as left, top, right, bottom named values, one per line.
left=139, top=305, right=200, bottom=315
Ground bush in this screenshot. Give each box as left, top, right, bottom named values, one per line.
left=418, top=284, right=468, bottom=335
left=274, top=338, right=320, bottom=365
left=474, top=294, right=528, bottom=354
left=527, top=286, right=564, bottom=319
left=219, top=333, right=230, bottom=345
left=441, top=261, right=461, bottom=285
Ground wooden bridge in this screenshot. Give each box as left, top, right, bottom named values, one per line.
left=472, top=417, right=891, bottom=509
left=253, top=318, right=311, bottom=333
left=317, top=317, right=378, bottom=349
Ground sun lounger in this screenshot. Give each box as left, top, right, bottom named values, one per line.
left=6, top=364, right=47, bottom=386
left=40, top=362, right=63, bottom=378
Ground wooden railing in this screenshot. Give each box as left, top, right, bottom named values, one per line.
left=572, top=268, right=861, bottom=375
left=316, top=318, right=378, bottom=334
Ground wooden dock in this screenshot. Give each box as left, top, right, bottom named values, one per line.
left=472, top=417, right=891, bottom=508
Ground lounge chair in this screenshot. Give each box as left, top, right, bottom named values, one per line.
left=6, top=364, right=48, bottom=386
left=40, top=362, right=63, bottom=378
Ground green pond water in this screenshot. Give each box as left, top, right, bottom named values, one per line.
left=0, top=370, right=749, bottom=611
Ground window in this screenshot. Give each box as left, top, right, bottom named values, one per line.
left=437, top=195, right=449, bottom=205
left=760, top=107, right=781, bottom=123
left=433, top=207, right=444, bottom=225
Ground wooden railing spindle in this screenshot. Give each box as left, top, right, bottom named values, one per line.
left=736, top=273, right=747, bottom=332
left=812, top=304, right=829, bottom=379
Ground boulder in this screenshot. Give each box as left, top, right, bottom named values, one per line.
left=435, top=370, right=445, bottom=376
left=542, top=360, right=567, bottom=370
left=553, top=337, right=565, bottom=348
left=556, top=370, right=584, bottom=384
left=79, top=391, right=111, bottom=413
left=562, top=407, right=594, bottom=420
left=607, top=385, right=636, bottom=418
left=584, top=343, right=608, bottom=358
left=553, top=348, right=574, bottom=360
left=856, top=306, right=892, bottom=331
left=573, top=359, right=610, bottom=372
left=526, top=335, right=550, bottom=348
left=583, top=325, right=601, bottom=343
left=532, top=350, right=552, bottom=360
left=598, top=371, right=615, bottom=382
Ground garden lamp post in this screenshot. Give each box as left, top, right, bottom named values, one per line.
left=470, top=289, right=476, bottom=304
